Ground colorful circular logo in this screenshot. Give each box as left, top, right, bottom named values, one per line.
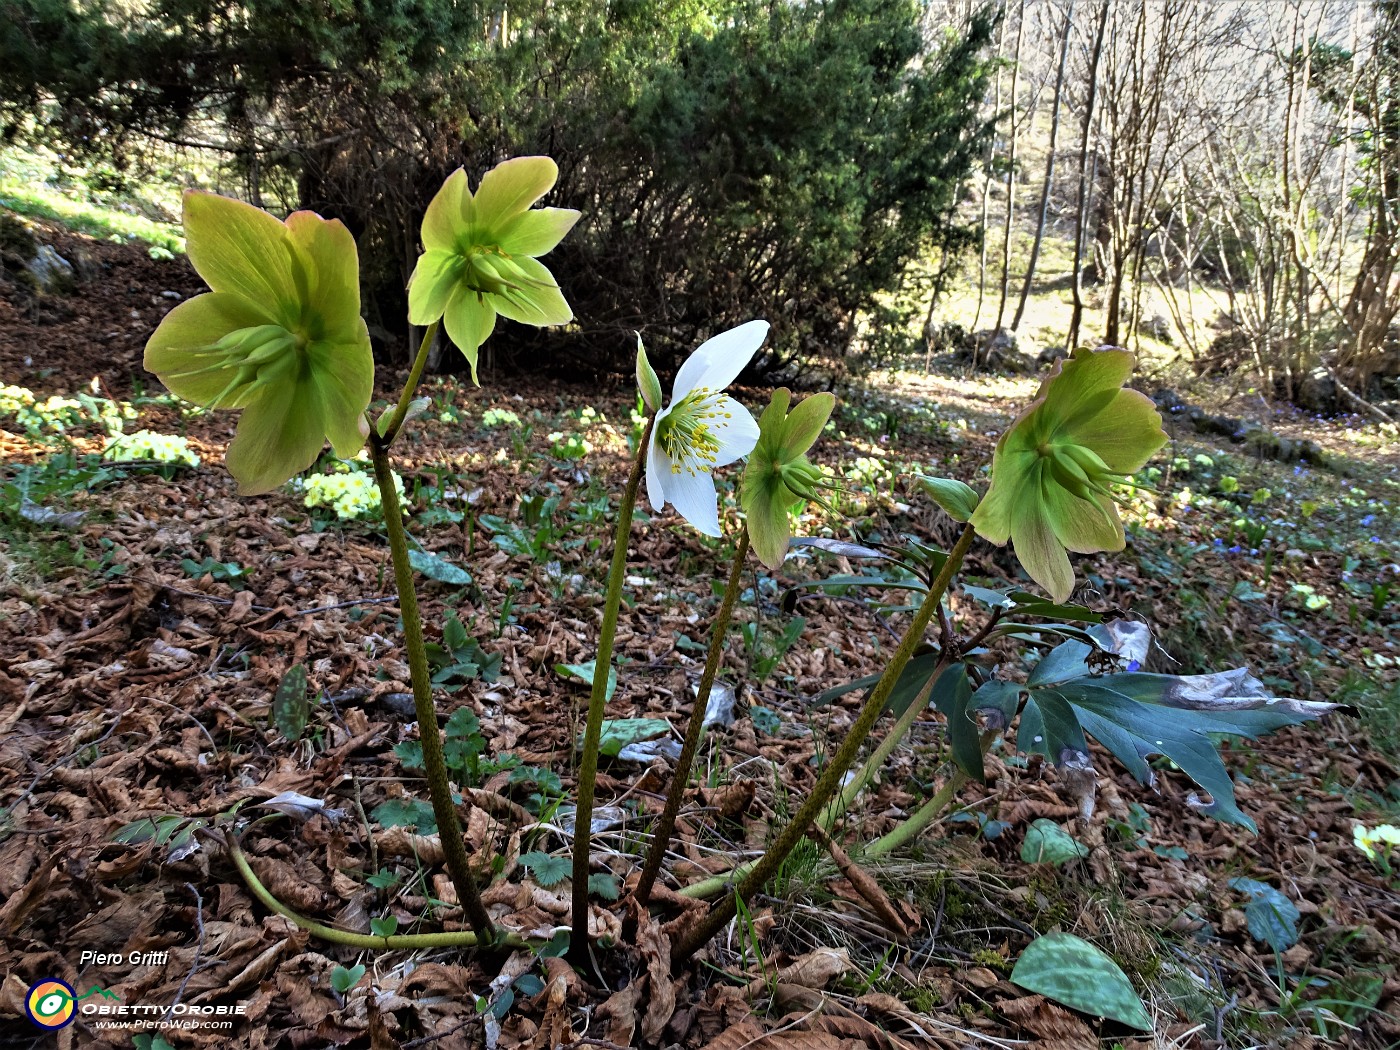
left=25, top=978, right=77, bottom=1029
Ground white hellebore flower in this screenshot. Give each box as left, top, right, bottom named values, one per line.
left=645, top=320, right=767, bottom=535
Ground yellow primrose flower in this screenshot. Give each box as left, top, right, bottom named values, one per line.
left=1354, top=823, right=1400, bottom=863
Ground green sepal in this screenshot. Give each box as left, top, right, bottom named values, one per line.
left=635, top=336, right=663, bottom=412
left=741, top=388, right=836, bottom=569
left=916, top=475, right=980, bottom=523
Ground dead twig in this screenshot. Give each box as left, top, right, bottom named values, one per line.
left=161, top=883, right=206, bottom=1023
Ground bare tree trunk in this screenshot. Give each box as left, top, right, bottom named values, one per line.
left=993, top=0, right=1028, bottom=335
left=1068, top=0, right=1110, bottom=351
left=971, top=8, right=1010, bottom=336
left=1012, top=0, right=1074, bottom=333
left=1343, top=2, right=1400, bottom=390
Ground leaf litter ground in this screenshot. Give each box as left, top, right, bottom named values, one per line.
left=1, top=224, right=1398, bottom=1049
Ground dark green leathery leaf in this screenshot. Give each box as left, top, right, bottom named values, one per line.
left=1228, top=877, right=1300, bottom=952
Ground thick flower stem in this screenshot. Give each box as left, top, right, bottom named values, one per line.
left=819, top=656, right=948, bottom=831
left=368, top=434, right=496, bottom=943
left=670, top=523, right=977, bottom=962
left=378, top=320, right=440, bottom=445
left=865, top=771, right=969, bottom=858
left=635, top=530, right=751, bottom=904
left=866, top=729, right=995, bottom=857
left=571, top=417, right=655, bottom=962
left=673, top=663, right=946, bottom=904
left=226, top=830, right=526, bottom=950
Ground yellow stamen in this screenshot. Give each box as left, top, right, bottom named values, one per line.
left=657, top=386, right=731, bottom=473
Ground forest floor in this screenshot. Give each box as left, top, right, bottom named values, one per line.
left=1, top=218, right=1399, bottom=1050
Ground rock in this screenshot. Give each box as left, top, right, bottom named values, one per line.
left=1138, top=312, right=1174, bottom=344
left=0, top=213, right=36, bottom=260
left=25, top=244, right=77, bottom=295
left=1294, top=367, right=1338, bottom=413
left=925, top=320, right=974, bottom=354
left=956, top=329, right=1043, bottom=375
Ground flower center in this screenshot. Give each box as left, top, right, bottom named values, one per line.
left=167, top=324, right=298, bottom=409
left=657, top=386, right=732, bottom=474
left=465, top=245, right=537, bottom=300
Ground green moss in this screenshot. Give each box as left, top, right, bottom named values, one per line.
left=0, top=212, right=36, bottom=258
left=970, top=948, right=1009, bottom=973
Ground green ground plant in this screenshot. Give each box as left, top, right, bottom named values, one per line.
left=111, top=154, right=1348, bottom=1033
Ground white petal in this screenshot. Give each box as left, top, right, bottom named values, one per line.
left=707, top=397, right=760, bottom=467
left=671, top=320, right=770, bottom=400
left=645, top=416, right=670, bottom=511
left=663, top=464, right=722, bottom=536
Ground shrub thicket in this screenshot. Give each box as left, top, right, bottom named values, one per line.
left=1, top=0, right=996, bottom=377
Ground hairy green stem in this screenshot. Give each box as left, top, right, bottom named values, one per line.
left=571, top=416, right=655, bottom=961
left=635, top=529, right=751, bottom=904
left=865, top=771, right=969, bottom=858
left=226, top=831, right=527, bottom=949
left=670, top=523, right=977, bottom=960
left=369, top=434, right=496, bottom=943
left=867, top=728, right=994, bottom=857
left=819, top=655, right=948, bottom=831
left=378, top=320, right=440, bottom=445
left=674, top=662, right=952, bottom=902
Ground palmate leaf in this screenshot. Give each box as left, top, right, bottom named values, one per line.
left=519, top=851, right=570, bottom=887
left=812, top=650, right=939, bottom=713
left=1000, top=637, right=1338, bottom=830
left=961, top=584, right=1103, bottom=624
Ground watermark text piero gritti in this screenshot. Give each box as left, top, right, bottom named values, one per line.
left=80, top=950, right=170, bottom=966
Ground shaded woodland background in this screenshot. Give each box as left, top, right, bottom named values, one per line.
left=3, top=0, right=1400, bottom=413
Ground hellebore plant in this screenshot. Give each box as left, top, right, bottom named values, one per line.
left=574, top=324, right=767, bottom=948
left=144, top=156, right=1335, bottom=1017
left=145, top=191, right=374, bottom=494
left=634, top=383, right=834, bottom=903
left=970, top=346, right=1168, bottom=602
left=407, top=156, right=578, bottom=382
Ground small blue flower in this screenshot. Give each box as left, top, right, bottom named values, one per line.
left=1125, top=659, right=1142, bottom=673
left=1361, top=514, right=1376, bottom=526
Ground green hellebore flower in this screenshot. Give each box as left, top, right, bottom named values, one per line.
left=741, top=388, right=836, bottom=569
left=969, top=346, right=1167, bottom=603
left=144, top=191, right=374, bottom=496
left=407, top=156, right=580, bottom=382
